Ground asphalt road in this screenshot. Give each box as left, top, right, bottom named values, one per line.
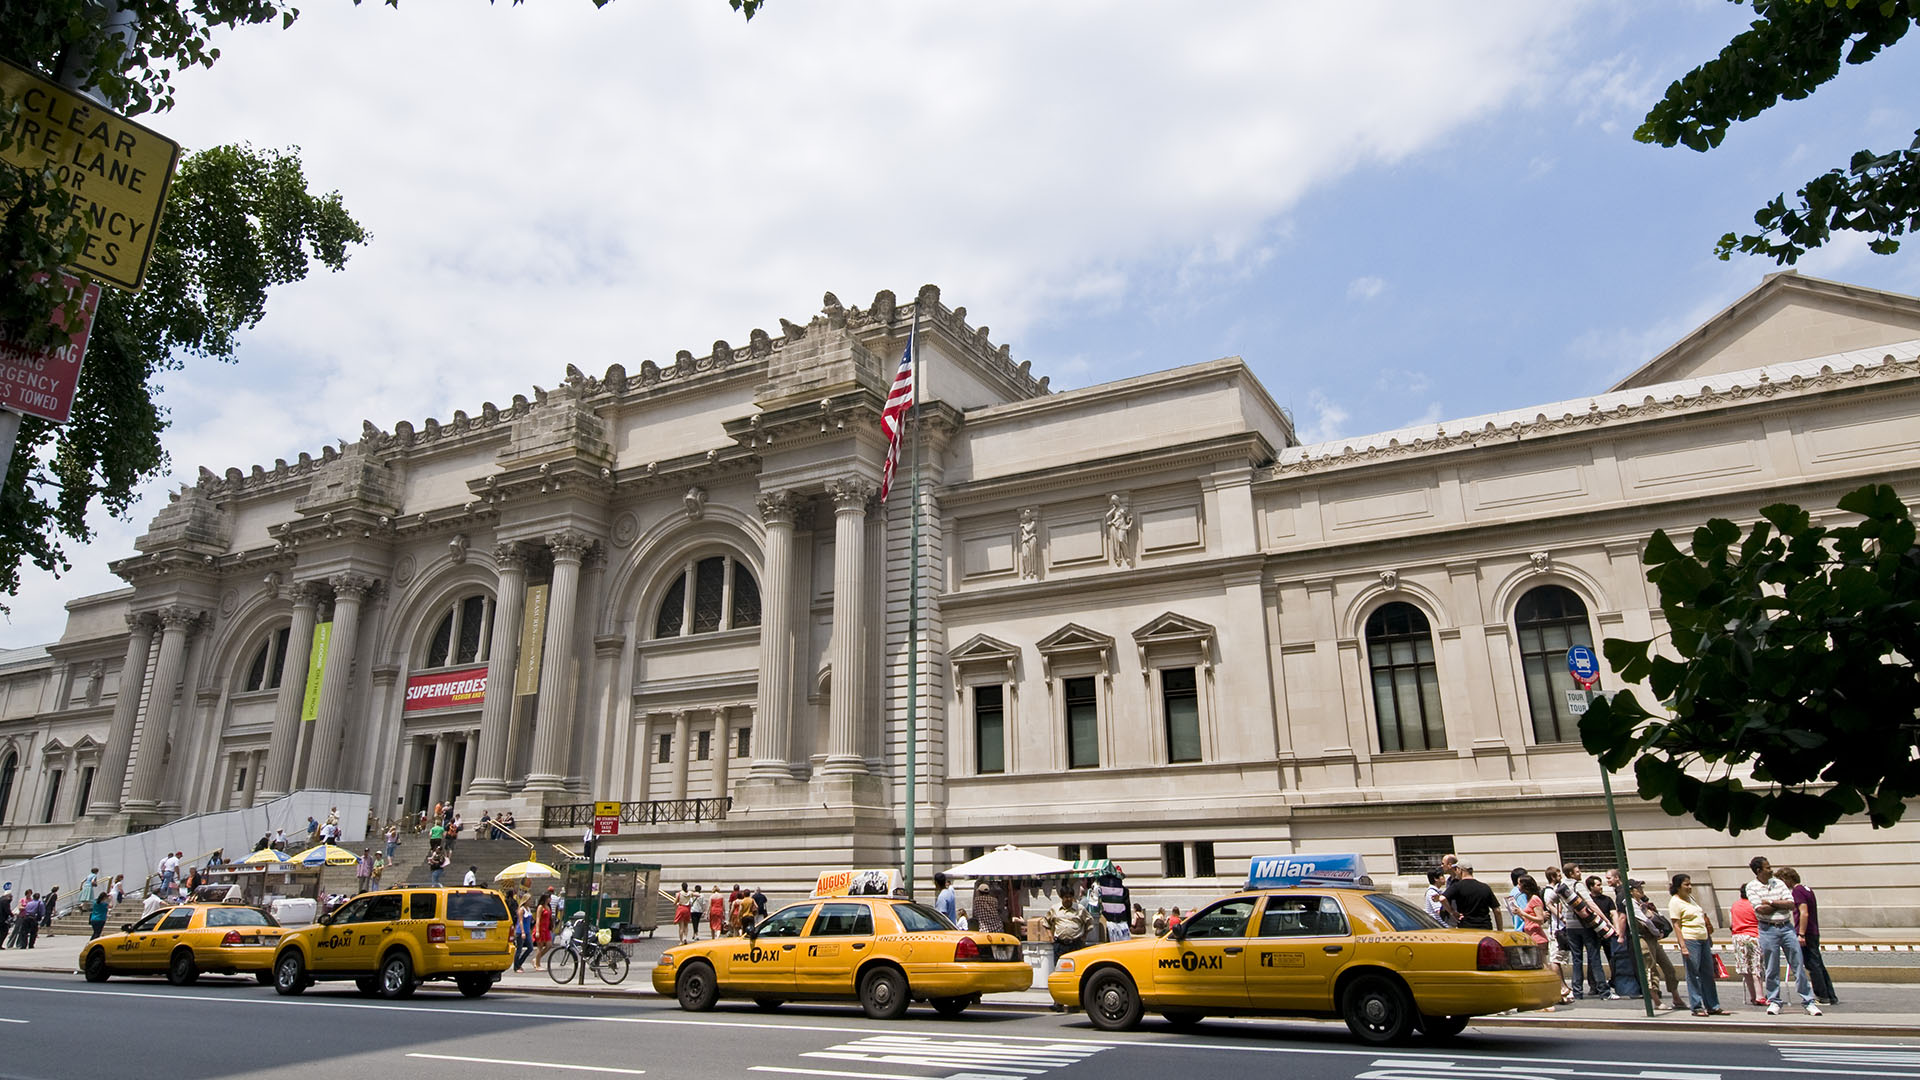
left=1, top=970, right=1914, bottom=1080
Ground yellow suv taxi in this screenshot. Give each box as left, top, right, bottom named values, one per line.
left=653, top=870, right=1031, bottom=1018
left=1047, top=854, right=1560, bottom=1044
left=271, top=887, right=512, bottom=999
left=80, top=901, right=282, bottom=986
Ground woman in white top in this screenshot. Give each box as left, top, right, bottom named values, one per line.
left=1668, top=873, right=1727, bottom=1016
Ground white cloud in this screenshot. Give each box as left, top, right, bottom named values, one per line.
left=1374, top=367, right=1432, bottom=396
left=1295, top=391, right=1352, bottom=445
left=2, top=1, right=1585, bottom=645
left=1566, top=52, right=1659, bottom=133
left=1347, top=275, right=1387, bottom=301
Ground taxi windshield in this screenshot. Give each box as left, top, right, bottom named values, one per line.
left=1365, top=892, right=1444, bottom=931
left=892, top=903, right=952, bottom=932
left=205, top=906, right=277, bottom=928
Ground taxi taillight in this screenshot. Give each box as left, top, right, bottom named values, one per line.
left=222, top=931, right=243, bottom=946
left=428, top=923, right=447, bottom=944
left=954, top=936, right=980, bottom=961
left=1476, top=936, right=1507, bottom=970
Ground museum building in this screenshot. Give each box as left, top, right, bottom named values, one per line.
left=1, top=272, right=1917, bottom=923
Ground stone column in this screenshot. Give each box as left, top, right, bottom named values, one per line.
left=711, top=708, right=732, bottom=801
left=525, top=530, right=591, bottom=793
left=89, top=612, right=158, bottom=815
left=430, top=733, right=455, bottom=808
left=461, top=728, right=480, bottom=797
left=748, top=491, right=799, bottom=781
left=823, top=478, right=872, bottom=775
left=631, top=714, right=654, bottom=804
left=258, top=582, right=322, bottom=799
left=394, top=736, right=420, bottom=817
left=124, top=606, right=202, bottom=812
left=469, top=543, right=530, bottom=797
left=303, top=574, right=375, bottom=790
left=247, top=749, right=266, bottom=808
left=669, top=710, right=691, bottom=801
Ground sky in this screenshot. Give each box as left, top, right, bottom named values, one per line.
left=5, top=0, right=1920, bottom=647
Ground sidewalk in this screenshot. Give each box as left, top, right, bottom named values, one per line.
left=10, top=926, right=1917, bottom=1037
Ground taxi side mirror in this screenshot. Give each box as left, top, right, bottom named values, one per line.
left=1170, top=924, right=1188, bottom=942
left=745, top=924, right=760, bottom=942
left=121, top=923, right=133, bottom=933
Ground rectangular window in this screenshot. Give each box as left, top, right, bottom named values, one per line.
left=1162, top=841, right=1186, bottom=878
left=1064, top=676, right=1099, bottom=768
left=41, top=769, right=63, bottom=823
left=736, top=728, right=750, bottom=758
left=1193, top=840, right=1215, bottom=877
left=657, top=733, right=672, bottom=764
left=1089, top=843, right=1108, bottom=860
left=1556, top=830, right=1620, bottom=872
left=965, top=846, right=987, bottom=862
left=410, top=893, right=438, bottom=920
left=234, top=766, right=248, bottom=793
left=697, top=731, right=711, bottom=761
left=1060, top=843, right=1082, bottom=862
left=1162, top=667, right=1202, bottom=763
left=1393, top=834, right=1455, bottom=876
left=974, top=685, right=1005, bottom=775
left=74, top=766, right=95, bottom=817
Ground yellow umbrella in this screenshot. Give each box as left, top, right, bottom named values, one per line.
left=237, top=848, right=293, bottom=865
left=292, top=843, right=359, bottom=867
left=495, top=860, right=561, bottom=882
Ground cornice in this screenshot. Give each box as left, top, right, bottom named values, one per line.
left=941, top=431, right=1275, bottom=504
left=939, top=552, right=1267, bottom=613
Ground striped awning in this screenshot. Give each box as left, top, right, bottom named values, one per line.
left=1067, top=859, right=1112, bottom=877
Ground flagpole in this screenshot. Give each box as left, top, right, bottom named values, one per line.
left=903, top=305, right=922, bottom=899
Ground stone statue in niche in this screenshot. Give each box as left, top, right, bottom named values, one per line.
left=1018, top=507, right=1040, bottom=579
left=1106, top=494, right=1134, bottom=568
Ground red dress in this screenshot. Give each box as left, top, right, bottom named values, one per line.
left=535, top=903, right=553, bottom=945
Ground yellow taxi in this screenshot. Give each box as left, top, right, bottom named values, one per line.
left=270, top=886, right=513, bottom=999
left=654, top=869, right=1032, bottom=1018
left=1048, top=854, right=1560, bottom=1044
left=80, top=901, right=283, bottom=986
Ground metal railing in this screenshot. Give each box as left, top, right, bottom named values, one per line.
left=543, top=797, right=732, bottom=830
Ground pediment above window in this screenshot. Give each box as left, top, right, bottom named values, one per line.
left=1132, top=612, right=1216, bottom=675
left=950, top=634, right=1020, bottom=693
left=1035, top=623, right=1114, bottom=687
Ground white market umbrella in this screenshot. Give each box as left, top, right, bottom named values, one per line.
left=943, top=844, right=1075, bottom=879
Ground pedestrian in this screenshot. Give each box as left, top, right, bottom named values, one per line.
left=156, top=853, right=173, bottom=891
left=1669, top=873, right=1728, bottom=1016
left=384, top=825, right=399, bottom=862
left=1776, top=867, right=1838, bottom=1006
left=708, top=887, right=725, bottom=939
left=1587, top=874, right=1638, bottom=998
left=1151, top=906, right=1169, bottom=936
left=689, top=885, right=704, bottom=939
left=674, top=882, right=694, bottom=944
left=78, top=867, right=98, bottom=916
left=1729, top=882, right=1765, bottom=1006
left=305, top=816, right=319, bottom=843
left=1130, top=903, right=1147, bottom=936
left=428, top=848, right=448, bottom=886
left=1444, top=864, right=1498, bottom=930
left=1555, top=864, right=1612, bottom=999
left=971, top=881, right=1004, bottom=934
left=464, top=866, right=479, bottom=887
left=751, top=885, right=767, bottom=920
left=513, top=898, right=535, bottom=972
left=933, top=872, right=957, bottom=925
left=1629, top=879, right=1685, bottom=1011
left=1168, top=906, right=1183, bottom=929
left=272, top=828, right=286, bottom=851
left=110, top=875, right=125, bottom=906
left=428, top=817, right=445, bottom=851
left=43, top=885, right=59, bottom=926
left=1540, top=866, right=1573, bottom=1003
left=1750, top=855, right=1820, bottom=1016
left=1424, top=868, right=1453, bottom=926
left=88, top=890, right=109, bottom=940
left=954, top=908, right=969, bottom=931
left=731, top=888, right=757, bottom=934
left=534, top=890, right=555, bottom=966
left=0, top=888, right=13, bottom=949
left=1098, top=866, right=1132, bottom=941
left=1515, top=875, right=1554, bottom=1009
left=355, top=850, right=373, bottom=894
left=1044, top=889, right=1085, bottom=962
left=15, top=892, right=42, bottom=948
left=370, top=852, right=386, bottom=889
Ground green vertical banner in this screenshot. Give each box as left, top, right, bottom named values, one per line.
left=515, top=583, right=549, bottom=697
left=300, top=621, right=333, bottom=722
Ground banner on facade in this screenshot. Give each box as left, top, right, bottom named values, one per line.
left=403, top=665, right=488, bottom=713
left=300, top=621, right=332, bottom=722
left=515, top=583, right=549, bottom=696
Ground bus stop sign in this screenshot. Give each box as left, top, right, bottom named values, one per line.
left=1567, top=645, right=1599, bottom=690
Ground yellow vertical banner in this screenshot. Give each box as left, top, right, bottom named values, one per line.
left=300, top=621, right=332, bottom=722
left=515, top=583, right=549, bottom=696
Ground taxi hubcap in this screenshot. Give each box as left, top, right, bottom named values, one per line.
left=871, top=980, right=895, bottom=1007
left=1096, top=986, right=1124, bottom=1017
left=1361, top=995, right=1390, bottom=1027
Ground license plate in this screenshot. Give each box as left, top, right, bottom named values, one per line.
left=990, top=945, right=1016, bottom=961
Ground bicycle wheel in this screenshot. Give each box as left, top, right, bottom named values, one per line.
left=547, top=947, right=580, bottom=984
left=595, top=945, right=631, bottom=985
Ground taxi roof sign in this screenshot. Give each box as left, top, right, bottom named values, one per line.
left=1245, top=853, right=1369, bottom=890
left=811, top=868, right=900, bottom=899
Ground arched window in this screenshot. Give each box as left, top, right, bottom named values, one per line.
left=243, top=626, right=292, bottom=692
left=653, top=556, right=761, bottom=639
left=0, top=751, right=16, bottom=826
left=1515, top=585, right=1594, bottom=743
left=1365, top=602, right=1446, bottom=752
left=425, top=593, right=494, bottom=669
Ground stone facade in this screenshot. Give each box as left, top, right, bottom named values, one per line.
left=1, top=272, right=1918, bottom=924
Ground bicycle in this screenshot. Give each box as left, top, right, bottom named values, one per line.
left=546, top=919, right=630, bottom=985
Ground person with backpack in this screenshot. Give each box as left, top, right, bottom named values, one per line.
left=1629, top=879, right=1686, bottom=1010
left=1554, top=863, right=1614, bottom=999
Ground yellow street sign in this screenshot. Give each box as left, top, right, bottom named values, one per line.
left=1, top=57, right=181, bottom=292
left=594, top=801, right=620, bottom=818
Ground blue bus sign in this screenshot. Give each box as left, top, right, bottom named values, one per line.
left=1567, top=645, right=1599, bottom=690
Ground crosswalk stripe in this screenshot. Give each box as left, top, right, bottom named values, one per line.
left=794, top=1033, right=1107, bottom=1078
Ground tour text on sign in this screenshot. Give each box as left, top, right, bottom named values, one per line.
left=0, top=57, right=182, bottom=292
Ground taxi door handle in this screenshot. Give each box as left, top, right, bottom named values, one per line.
left=1323, top=945, right=1344, bottom=954
left=852, top=944, right=867, bottom=950
left=1222, top=947, right=1243, bottom=956
left=781, top=944, right=796, bottom=951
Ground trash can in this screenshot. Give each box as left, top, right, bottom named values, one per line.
left=1023, top=941, right=1054, bottom=988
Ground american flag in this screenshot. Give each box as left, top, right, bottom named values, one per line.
left=879, top=330, right=915, bottom=501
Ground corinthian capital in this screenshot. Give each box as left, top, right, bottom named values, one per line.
left=288, top=580, right=326, bottom=608
left=827, top=477, right=874, bottom=511
left=756, top=490, right=797, bottom=527
left=126, top=611, right=161, bottom=634
left=156, top=605, right=206, bottom=632
left=548, top=528, right=594, bottom=563
left=494, top=541, right=534, bottom=575
left=329, top=573, right=377, bottom=602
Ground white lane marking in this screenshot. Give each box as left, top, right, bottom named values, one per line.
left=748, top=1060, right=921, bottom=1068
left=408, top=1053, right=644, bottom=1075
left=1774, top=1043, right=1920, bottom=1050
left=0, top=982, right=1896, bottom=1079
left=749, top=1069, right=926, bottom=1080
left=0, top=1018, right=26, bottom=1024
left=800, top=1033, right=1105, bottom=1076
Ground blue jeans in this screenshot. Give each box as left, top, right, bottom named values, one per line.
left=1682, top=937, right=1719, bottom=1011
left=1759, top=922, right=1814, bottom=1006
left=1566, top=926, right=1609, bottom=996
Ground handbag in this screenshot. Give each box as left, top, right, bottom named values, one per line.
left=1714, top=953, right=1730, bottom=979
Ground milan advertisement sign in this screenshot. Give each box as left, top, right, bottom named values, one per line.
left=403, top=665, right=488, bottom=713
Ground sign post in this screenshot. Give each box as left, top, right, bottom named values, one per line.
left=1567, top=647, right=1654, bottom=1019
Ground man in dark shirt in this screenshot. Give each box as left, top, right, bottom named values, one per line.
left=1445, top=864, right=1499, bottom=930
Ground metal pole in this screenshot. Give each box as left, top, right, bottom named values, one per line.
left=0, top=410, right=19, bottom=491
left=903, top=312, right=921, bottom=898
left=1594, top=689, right=1655, bottom=1019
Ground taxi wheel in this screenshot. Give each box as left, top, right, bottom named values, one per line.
left=83, top=949, right=110, bottom=983
left=676, top=961, right=718, bottom=1011
left=167, top=949, right=199, bottom=987
left=931, top=996, right=970, bottom=1018
left=273, top=952, right=308, bottom=996
left=1160, top=1008, right=1205, bottom=1031
left=378, top=951, right=417, bottom=1000
left=1420, top=1014, right=1469, bottom=1040
left=858, top=965, right=910, bottom=1020
left=1342, top=975, right=1416, bottom=1045
left=456, top=975, right=492, bottom=998
left=1083, top=968, right=1144, bottom=1031
left=753, top=998, right=784, bottom=1011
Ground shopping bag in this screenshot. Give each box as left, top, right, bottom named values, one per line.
left=1714, top=953, right=1729, bottom=979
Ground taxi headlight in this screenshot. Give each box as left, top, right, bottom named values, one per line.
left=1055, top=957, right=1076, bottom=973
left=656, top=952, right=675, bottom=967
